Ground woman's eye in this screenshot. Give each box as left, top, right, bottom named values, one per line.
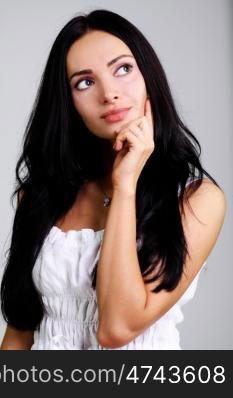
left=74, top=79, right=93, bottom=91
left=74, top=63, right=133, bottom=91
left=116, top=63, right=133, bottom=76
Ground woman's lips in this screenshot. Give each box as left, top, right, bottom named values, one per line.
left=102, top=108, right=131, bottom=123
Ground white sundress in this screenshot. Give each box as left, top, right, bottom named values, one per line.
left=31, top=177, right=207, bottom=350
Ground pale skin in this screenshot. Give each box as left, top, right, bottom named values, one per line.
left=66, top=30, right=226, bottom=348
left=0, top=30, right=227, bottom=350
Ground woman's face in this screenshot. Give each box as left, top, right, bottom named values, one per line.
left=66, top=30, right=148, bottom=144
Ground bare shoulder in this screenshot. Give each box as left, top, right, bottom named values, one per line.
left=138, top=179, right=227, bottom=335
left=189, top=177, right=224, bottom=194
left=178, top=177, right=227, bottom=273
left=183, top=177, right=227, bottom=223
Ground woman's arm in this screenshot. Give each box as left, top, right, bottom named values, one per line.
left=96, top=185, right=146, bottom=347
left=96, top=179, right=226, bottom=348
left=0, top=325, right=34, bottom=350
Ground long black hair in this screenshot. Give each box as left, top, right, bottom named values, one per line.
left=1, top=9, right=221, bottom=331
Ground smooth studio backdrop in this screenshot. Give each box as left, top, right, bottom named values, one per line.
left=0, top=0, right=232, bottom=349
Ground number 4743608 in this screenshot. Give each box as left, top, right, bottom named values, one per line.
left=125, top=365, right=225, bottom=384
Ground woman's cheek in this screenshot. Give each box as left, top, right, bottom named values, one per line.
left=71, top=92, right=87, bottom=115
left=125, top=72, right=145, bottom=94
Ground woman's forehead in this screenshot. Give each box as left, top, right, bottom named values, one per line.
left=66, top=30, right=133, bottom=71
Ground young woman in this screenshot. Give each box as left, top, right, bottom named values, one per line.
left=0, top=9, right=226, bottom=350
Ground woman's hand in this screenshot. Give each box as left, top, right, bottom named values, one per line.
left=111, top=97, right=155, bottom=192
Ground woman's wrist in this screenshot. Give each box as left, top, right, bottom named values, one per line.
left=112, top=181, right=137, bottom=197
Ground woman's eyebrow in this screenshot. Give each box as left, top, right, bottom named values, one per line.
left=69, top=54, right=134, bottom=82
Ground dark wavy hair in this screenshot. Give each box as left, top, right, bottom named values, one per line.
left=0, top=8, right=221, bottom=331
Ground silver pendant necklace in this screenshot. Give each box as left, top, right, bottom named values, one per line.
left=98, top=181, right=112, bottom=207
left=103, top=192, right=112, bottom=207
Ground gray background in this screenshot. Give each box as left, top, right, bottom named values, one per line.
left=0, top=0, right=232, bottom=349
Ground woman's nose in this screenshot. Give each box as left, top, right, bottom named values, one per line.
left=102, top=93, right=119, bottom=103
left=99, top=81, right=120, bottom=104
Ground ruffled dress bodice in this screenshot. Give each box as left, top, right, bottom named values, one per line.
left=31, top=224, right=206, bottom=350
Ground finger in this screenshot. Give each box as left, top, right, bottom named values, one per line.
left=114, top=131, right=130, bottom=151
left=128, top=126, right=145, bottom=141
left=114, top=128, right=142, bottom=151
left=115, top=116, right=144, bottom=135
